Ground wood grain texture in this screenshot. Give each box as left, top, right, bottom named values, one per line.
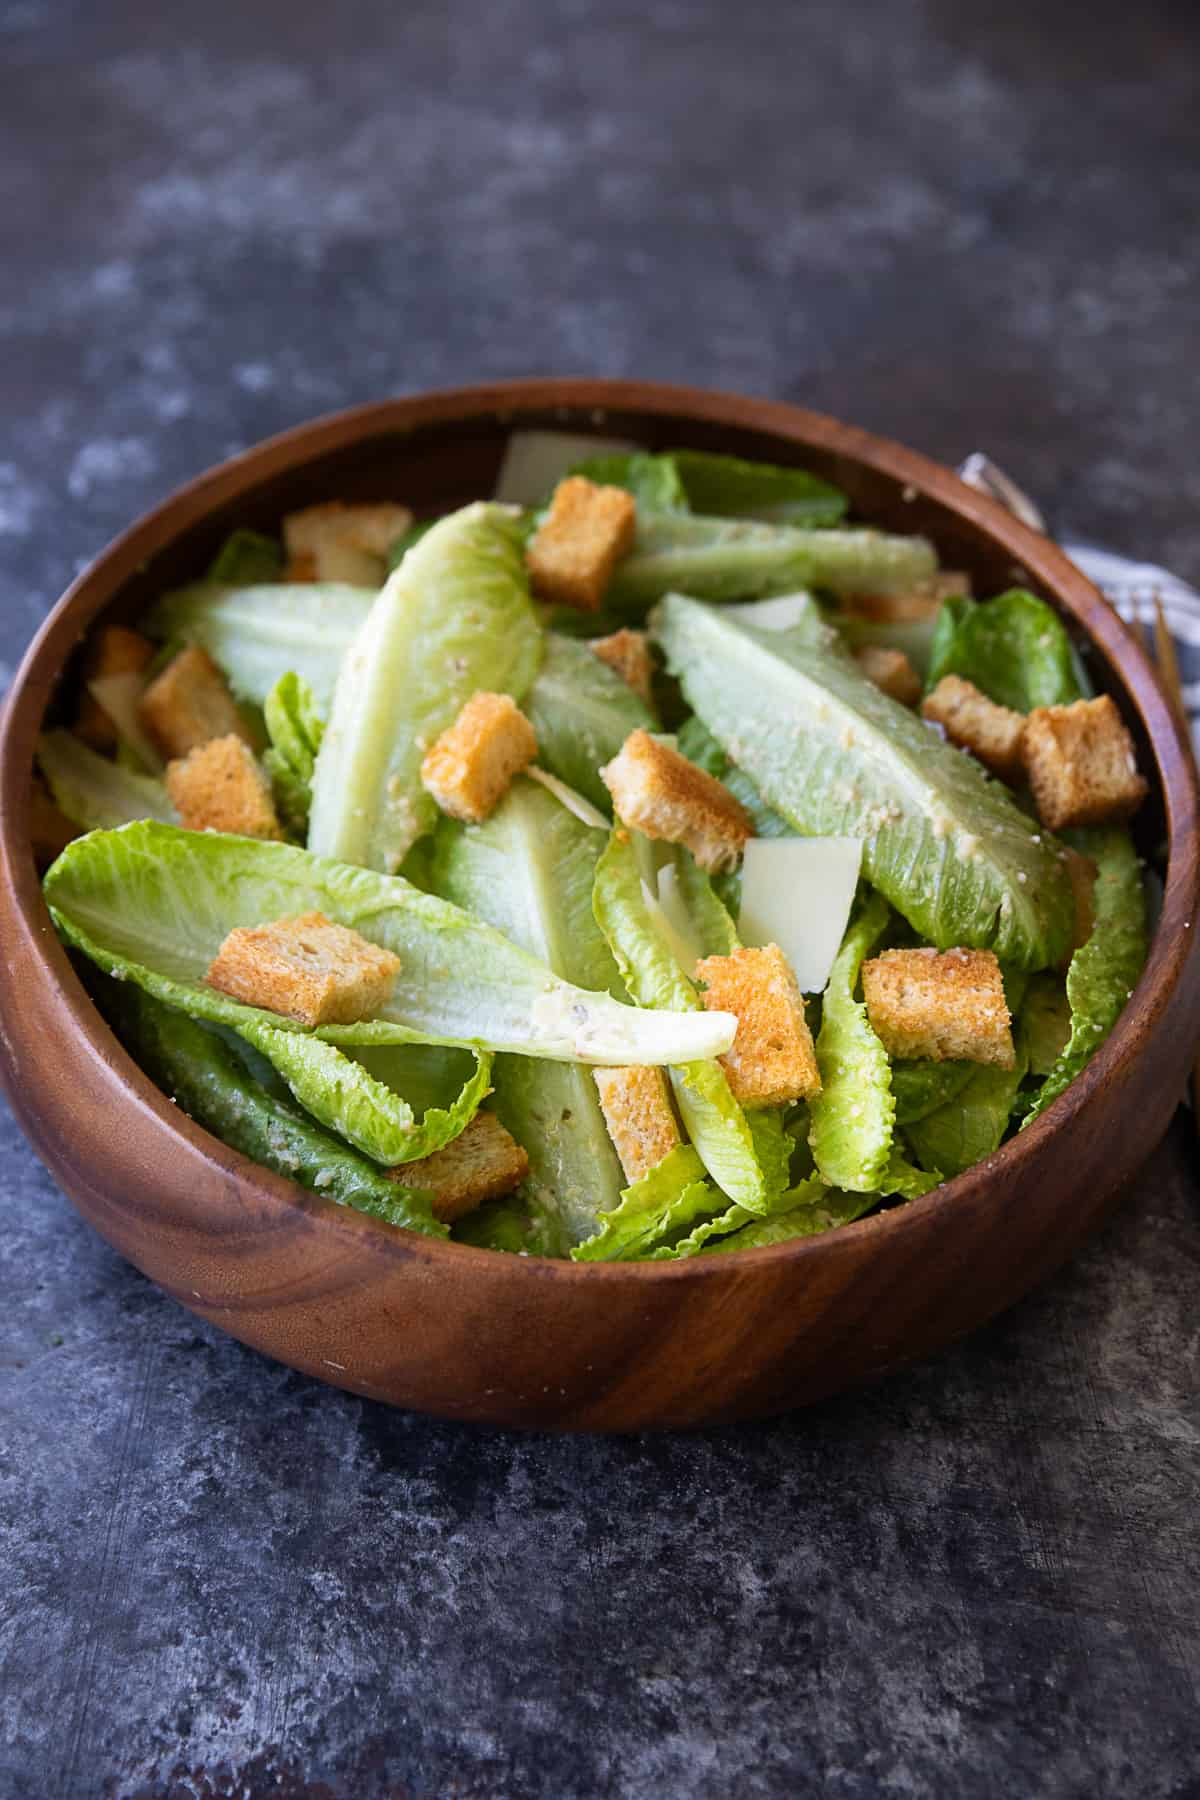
left=1, top=379, right=1197, bottom=1431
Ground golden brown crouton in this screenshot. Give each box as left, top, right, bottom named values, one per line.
left=1021, top=695, right=1148, bottom=831
left=166, top=735, right=280, bottom=839
left=1061, top=845, right=1098, bottom=957
left=922, top=675, right=1026, bottom=780
left=206, top=911, right=400, bottom=1027
left=845, top=572, right=972, bottom=622
left=525, top=475, right=637, bottom=611
left=695, top=943, right=822, bottom=1108
left=420, top=692, right=538, bottom=824
left=854, top=645, right=922, bottom=707
left=75, top=625, right=155, bottom=751
left=601, top=729, right=752, bottom=874
left=592, top=1065, right=681, bottom=1183
left=28, top=775, right=78, bottom=866
left=590, top=628, right=655, bottom=706
left=861, top=947, right=1014, bottom=1067
left=386, top=1112, right=529, bottom=1223
left=282, top=501, right=413, bottom=585
left=139, top=646, right=253, bottom=760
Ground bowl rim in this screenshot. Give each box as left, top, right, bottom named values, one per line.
left=3, top=375, right=1197, bottom=1283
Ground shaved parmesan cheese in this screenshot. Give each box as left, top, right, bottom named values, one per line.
left=87, top=673, right=164, bottom=774
left=654, top=863, right=705, bottom=978
left=493, top=430, right=640, bottom=505
left=738, top=836, right=862, bottom=994
left=728, top=591, right=819, bottom=631
left=526, top=765, right=609, bottom=831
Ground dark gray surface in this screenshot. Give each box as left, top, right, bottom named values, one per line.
left=2, top=3, right=1198, bottom=1796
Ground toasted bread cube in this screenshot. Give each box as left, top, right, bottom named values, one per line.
left=75, top=625, right=155, bottom=750
left=590, top=628, right=655, bottom=706
left=602, top=729, right=751, bottom=874
left=386, top=1112, right=529, bottom=1223
left=420, top=692, right=538, bottom=824
left=166, top=734, right=280, bottom=839
left=846, top=572, right=972, bottom=623
left=526, top=476, right=637, bottom=612
left=695, top=944, right=821, bottom=1108
left=29, top=775, right=78, bottom=866
left=862, top=946, right=1014, bottom=1067
left=854, top=645, right=922, bottom=707
left=282, top=501, right=413, bottom=585
left=1021, top=695, right=1148, bottom=831
left=206, top=911, right=400, bottom=1027
left=593, top=1065, right=681, bottom=1183
left=138, top=646, right=252, bottom=760
left=922, top=675, right=1026, bottom=780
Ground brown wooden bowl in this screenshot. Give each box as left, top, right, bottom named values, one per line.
left=1, top=379, right=1197, bottom=1430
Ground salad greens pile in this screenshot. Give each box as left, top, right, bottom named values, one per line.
left=36, top=431, right=1150, bottom=1261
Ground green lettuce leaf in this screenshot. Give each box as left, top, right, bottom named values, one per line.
left=675, top=715, right=790, bottom=840
left=44, top=823, right=736, bottom=1065
left=524, top=633, right=655, bottom=812
left=654, top=594, right=1074, bottom=969
left=666, top=449, right=848, bottom=526
left=568, top=451, right=690, bottom=513
left=925, top=589, right=1088, bottom=711
left=430, top=777, right=627, bottom=1244
left=609, top=514, right=937, bottom=610
left=385, top=517, right=438, bottom=571
left=308, top=503, right=543, bottom=871
left=263, top=672, right=325, bottom=838
left=835, top=611, right=941, bottom=679
left=452, top=1188, right=570, bottom=1256
left=700, top=1183, right=878, bottom=1253
left=144, top=582, right=372, bottom=710
left=891, top=1059, right=975, bottom=1126
left=593, top=827, right=767, bottom=1210
left=808, top=891, right=895, bottom=1191
left=570, top=1145, right=714, bottom=1262
left=1023, top=971, right=1072, bottom=1076
left=903, top=1046, right=1027, bottom=1178
left=100, top=983, right=444, bottom=1234
left=37, top=730, right=177, bottom=831
left=1023, top=828, right=1147, bottom=1124
left=206, top=528, right=284, bottom=586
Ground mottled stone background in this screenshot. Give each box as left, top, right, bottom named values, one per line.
left=1, top=3, right=1198, bottom=1796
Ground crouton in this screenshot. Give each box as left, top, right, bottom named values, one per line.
left=854, top=645, right=922, bottom=707
left=1061, top=845, right=1098, bottom=957
left=282, top=501, right=413, bottom=585
left=590, top=628, right=655, bottom=706
left=593, top=1065, right=681, bottom=1183
left=861, top=946, right=1014, bottom=1067
left=695, top=943, right=822, bottom=1108
left=166, top=735, right=280, bottom=839
left=138, top=646, right=253, bottom=760
left=526, top=475, right=637, bottom=611
left=75, top=625, right=155, bottom=751
left=386, top=1112, right=529, bottom=1223
left=1021, top=695, right=1148, bottom=831
left=922, top=675, right=1026, bottom=780
left=601, top=729, right=751, bottom=874
left=206, top=912, right=400, bottom=1027
left=28, top=775, right=78, bottom=866
left=420, top=691, right=538, bottom=824
left=846, top=571, right=972, bottom=623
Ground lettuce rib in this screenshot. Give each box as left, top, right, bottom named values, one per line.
left=37, top=731, right=177, bottom=832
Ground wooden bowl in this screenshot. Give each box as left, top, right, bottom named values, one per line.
left=1, top=380, right=1197, bottom=1431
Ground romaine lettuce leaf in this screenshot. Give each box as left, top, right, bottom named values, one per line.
left=308, top=503, right=543, bottom=872
left=570, top=1145, right=715, bottom=1262
left=430, top=777, right=628, bottom=1243
left=37, top=731, right=177, bottom=831
left=568, top=450, right=689, bottom=513
left=902, top=1044, right=1027, bottom=1178
left=44, top=823, right=736, bottom=1065
left=524, top=633, right=654, bottom=812
left=385, top=517, right=437, bottom=571
left=1023, top=971, right=1072, bottom=1076
left=263, top=672, right=324, bottom=838
left=676, top=716, right=790, bottom=839
left=206, top=529, right=284, bottom=586
left=593, top=828, right=767, bottom=1210
left=453, top=1187, right=570, bottom=1257
left=808, top=891, right=895, bottom=1191
left=144, top=582, right=371, bottom=710
left=891, top=1059, right=974, bottom=1126
left=654, top=594, right=1074, bottom=970
left=666, top=449, right=848, bottom=526
left=925, top=589, right=1088, bottom=711
left=700, top=1183, right=877, bottom=1253
left=1023, top=828, right=1147, bottom=1124
left=609, top=514, right=937, bottom=610
left=102, top=984, right=444, bottom=1234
